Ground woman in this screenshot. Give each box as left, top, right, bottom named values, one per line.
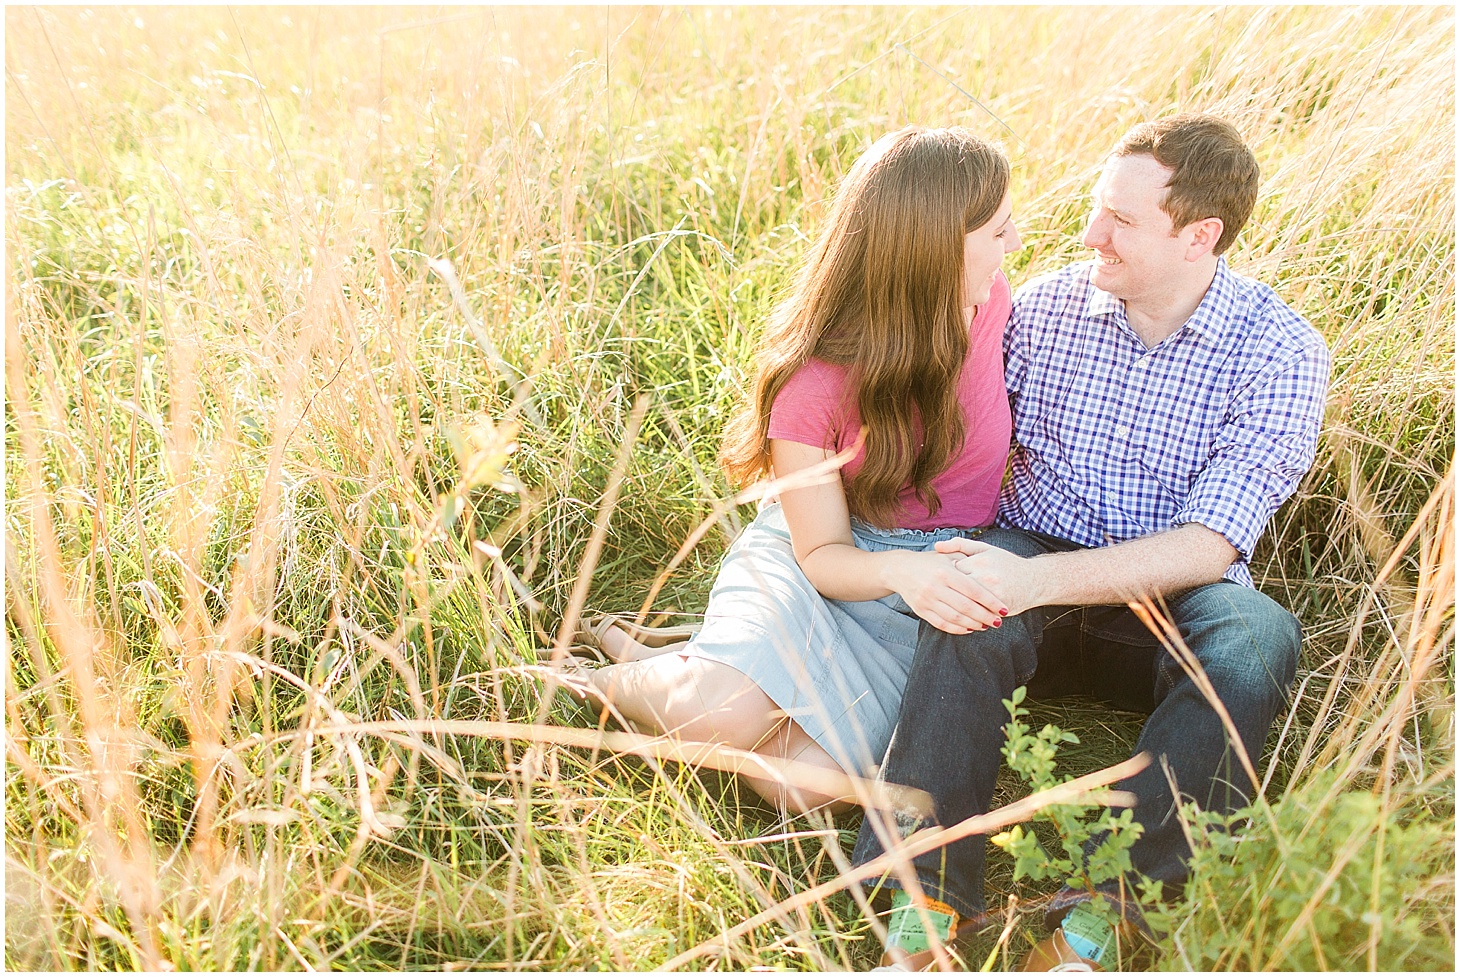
left=572, top=126, right=1021, bottom=813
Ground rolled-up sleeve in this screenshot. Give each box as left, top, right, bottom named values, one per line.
left=1173, top=342, right=1330, bottom=559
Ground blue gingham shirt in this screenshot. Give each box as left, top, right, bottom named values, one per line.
left=998, top=258, right=1330, bottom=587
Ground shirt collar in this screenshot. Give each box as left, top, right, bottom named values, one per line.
left=1083, top=257, right=1239, bottom=344
left=1084, top=268, right=1124, bottom=320
left=1180, top=257, right=1239, bottom=341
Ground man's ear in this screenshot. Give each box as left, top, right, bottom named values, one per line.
left=1184, top=217, right=1224, bottom=260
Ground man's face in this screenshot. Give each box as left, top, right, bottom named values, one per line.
left=1081, top=154, right=1190, bottom=302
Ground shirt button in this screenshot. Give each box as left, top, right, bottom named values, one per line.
left=1115, top=424, right=1130, bottom=438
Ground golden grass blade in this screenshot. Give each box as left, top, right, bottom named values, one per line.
left=6, top=292, right=167, bottom=969
left=254, top=716, right=933, bottom=816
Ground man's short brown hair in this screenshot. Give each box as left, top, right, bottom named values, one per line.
left=1112, top=114, right=1259, bottom=255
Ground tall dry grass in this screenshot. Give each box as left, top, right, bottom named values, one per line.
left=5, top=6, right=1453, bottom=970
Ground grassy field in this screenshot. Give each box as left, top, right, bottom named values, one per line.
left=5, top=5, right=1454, bottom=970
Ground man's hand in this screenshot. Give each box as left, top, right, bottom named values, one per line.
left=937, top=524, right=1238, bottom=615
left=879, top=549, right=1007, bottom=634
left=934, top=538, right=1046, bottom=617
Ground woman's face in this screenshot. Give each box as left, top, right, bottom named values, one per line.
left=962, top=192, right=1021, bottom=310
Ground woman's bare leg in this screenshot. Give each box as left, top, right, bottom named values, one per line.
left=585, top=655, right=855, bottom=815
left=587, top=655, right=780, bottom=745
left=739, top=719, right=856, bottom=816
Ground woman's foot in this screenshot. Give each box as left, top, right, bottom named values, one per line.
left=542, top=654, right=613, bottom=714
left=598, top=625, right=688, bottom=664
left=575, top=612, right=700, bottom=663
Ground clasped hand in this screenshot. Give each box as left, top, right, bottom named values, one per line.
left=881, top=540, right=1004, bottom=634
left=889, top=538, right=1045, bottom=634
left=936, top=536, right=1047, bottom=618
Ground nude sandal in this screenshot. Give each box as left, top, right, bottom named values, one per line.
left=574, top=611, right=703, bottom=654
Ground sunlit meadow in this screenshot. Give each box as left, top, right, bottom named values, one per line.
left=5, top=6, right=1453, bottom=970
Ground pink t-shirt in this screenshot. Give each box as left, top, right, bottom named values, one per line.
left=766, top=270, right=1012, bottom=530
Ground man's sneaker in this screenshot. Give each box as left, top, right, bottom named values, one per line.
left=1021, top=902, right=1135, bottom=972
left=874, top=919, right=983, bottom=971
left=1019, top=927, right=1099, bottom=971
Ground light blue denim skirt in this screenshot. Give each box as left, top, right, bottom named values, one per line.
left=680, top=502, right=978, bottom=778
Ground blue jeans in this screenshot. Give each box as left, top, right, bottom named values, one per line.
left=851, top=528, right=1301, bottom=923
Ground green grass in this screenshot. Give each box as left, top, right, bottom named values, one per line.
left=6, top=5, right=1454, bottom=970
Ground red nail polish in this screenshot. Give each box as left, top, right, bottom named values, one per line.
left=991, top=619, right=1002, bottom=628
left=999, top=608, right=1009, bottom=616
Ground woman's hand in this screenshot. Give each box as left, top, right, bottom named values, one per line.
left=880, top=549, right=1007, bottom=634
left=770, top=439, right=1007, bottom=627
left=934, top=537, right=1044, bottom=617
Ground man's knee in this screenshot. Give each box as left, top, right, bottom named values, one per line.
left=1174, top=583, right=1301, bottom=695
left=912, top=613, right=1041, bottom=696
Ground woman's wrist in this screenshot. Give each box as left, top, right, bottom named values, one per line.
left=874, top=548, right=913, bottom=596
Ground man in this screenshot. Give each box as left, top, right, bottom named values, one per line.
left=852, top=114, right=1330, bottom=971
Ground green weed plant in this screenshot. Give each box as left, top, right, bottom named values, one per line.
left=989, top=687, right=1164, bottom=969
left=992, top=687, right=1154, bottom=906
left=1161, top=776, right=1455, bottom=971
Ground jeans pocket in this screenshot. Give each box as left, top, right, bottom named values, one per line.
left=1154, top=652, right=1183, bottom=700
left=878, top=597, right=920, bottom=645
left=1081, top=605, right=1164, bottom=647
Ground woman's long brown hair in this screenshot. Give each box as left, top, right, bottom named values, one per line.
left=720, top=126, right=1009, bottom=527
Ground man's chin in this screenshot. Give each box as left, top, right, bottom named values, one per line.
left=1090, top=264, right=1123, bottom=293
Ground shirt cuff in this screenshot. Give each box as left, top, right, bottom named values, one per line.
left=1171, top=467, right=1276, bottom=561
